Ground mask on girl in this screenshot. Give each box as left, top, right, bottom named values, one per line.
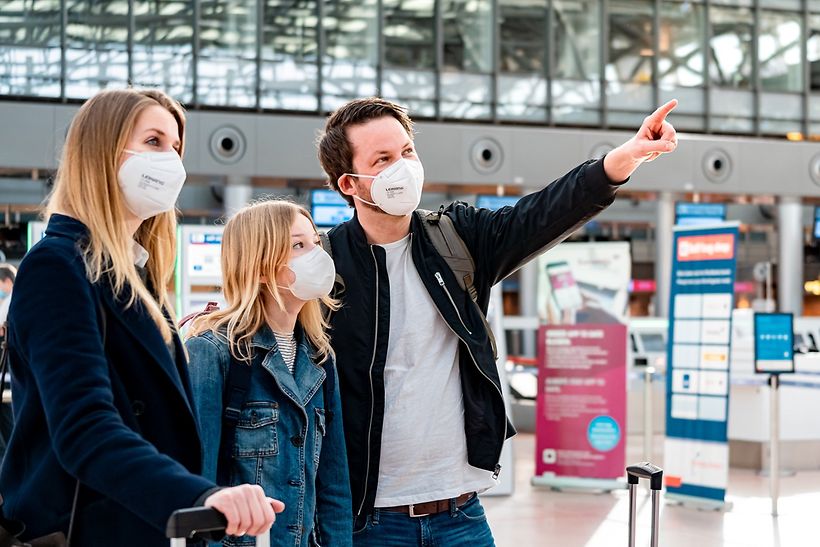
left=346, top=157, right=424, bottom=216
left=118, top=149, right=187, bottom=220
left=285, top=246, right=336, bottom=301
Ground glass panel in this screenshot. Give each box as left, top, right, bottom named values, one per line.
left=260, top=0, right=318, bottom=110
left=500, top=0, right=547, bottom=74
left=384, top=0, right=435, bottom=70
left=65, top=1, right=129, bottom=99
left=760, top=0, right=800, bottom=9
left=813, top=0, right=820, bottom=12
left=0, top=0, right=62, bottom=97
left=443, top=0, right=493, bottom=73
left=554, top=0, right=599, bottom=81
left=382, top=68, right=436, bottom=117
left=321, top=0, right=378, bottom=110
left=497, top=75, right=547, bottom=121
left=709, top=88, right=753, bottom=132
left=709, top=6, right=753, bottom=89
left=607, top=82, right=652, bottom=127
left=552, top=80, right=601, bottom=125
left=607, top=0, right=653, bottom=84
left=760, top=92, right=802, bottom=135
left=659, top=1, right=705, bottom=88
left=759, top=10, right=802, bottom=93
left=380, top=1, right=435, bottom=115
left=197, top=0, right=257, bottom=107
left=132, top=1, right=194, bottom=104
left=440, top=72, right=491, bottom=119
left=811, top=15, right=820, bottom=96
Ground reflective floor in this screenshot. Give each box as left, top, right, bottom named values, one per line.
left=483, top=433, right=818, bottom=547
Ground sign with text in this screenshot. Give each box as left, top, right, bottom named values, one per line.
left=535, top=324, right=627, bottom=479
left=664, top=224, right=738, bottom=507
left=754, top=313, right=794, bottom=374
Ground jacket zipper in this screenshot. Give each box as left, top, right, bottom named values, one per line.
left=357, top=245, right=380, bottom=517
left=434, top=270, right=507, bottom=475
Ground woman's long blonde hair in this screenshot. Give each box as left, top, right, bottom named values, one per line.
left=188, top=200, right=338, bottom=363
left=46, top=88, right=185, bottom=342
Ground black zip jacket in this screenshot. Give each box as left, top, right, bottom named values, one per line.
left=326, top=158, right=623, bottom=518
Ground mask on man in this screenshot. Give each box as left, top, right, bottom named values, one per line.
left=118, top=149, right=187, bottom=220
left=345, top=158, right=424, bottom=217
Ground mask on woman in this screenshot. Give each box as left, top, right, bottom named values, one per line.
left=285, top=246, right=336, bottom=301
left=118, top=149, right=187, bottom=220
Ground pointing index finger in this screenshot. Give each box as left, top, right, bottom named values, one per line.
left=648, top=99, right=678, bottom=127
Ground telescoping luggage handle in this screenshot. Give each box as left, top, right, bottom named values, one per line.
left=166, top=507, right=270, bottom=547
left=626, top=462, right=663, bottom=547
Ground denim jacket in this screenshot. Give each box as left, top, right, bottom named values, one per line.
left=186, top=326, right=353, bottom=547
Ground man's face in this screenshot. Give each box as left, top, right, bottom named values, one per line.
left=342, top=116, right=418, bottom=211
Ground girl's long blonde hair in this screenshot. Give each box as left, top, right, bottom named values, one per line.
left=188, top=200, right=338, bottom=363
left=46, top=88, right=185, bottom=342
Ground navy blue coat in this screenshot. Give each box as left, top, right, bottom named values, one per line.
left=0, top=214, right=216, bottom=546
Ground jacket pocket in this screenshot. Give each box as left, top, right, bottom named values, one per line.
left=233, top=401, right=279, bottom=458
left=313, top=407, right=326, bottom=467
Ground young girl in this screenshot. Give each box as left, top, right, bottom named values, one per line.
left=0, top=89, right=278, bottom=546
left=186, top=200, right=352, bottom=547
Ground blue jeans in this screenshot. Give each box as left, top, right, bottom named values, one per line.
left=352, top=495, right=495, bottom=547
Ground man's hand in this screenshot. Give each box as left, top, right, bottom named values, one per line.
left=603, top=99, right=678, bottom=183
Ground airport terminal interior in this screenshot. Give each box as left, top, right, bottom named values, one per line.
left=3, top=0, right=820, bottom=545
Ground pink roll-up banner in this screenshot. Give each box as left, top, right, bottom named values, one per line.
left=535, top=324, right=627, bottom=480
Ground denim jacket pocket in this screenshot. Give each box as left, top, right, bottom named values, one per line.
left=313, top=407, right=326, bottom=467
left=234, top=401, right=279, bottom=458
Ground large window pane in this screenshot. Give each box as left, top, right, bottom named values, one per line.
left=132, top=1, right=194, bottom=104
left=321, top=0, right=378, bottom=111
left=553, top=0, right=600, bottom=125
left=498, top=0, right=548, bottom=121
left=659, top=1, right=706, bottom=130
left=382, top=0, right=435, bottom=115
left=260, top=0, right=318, bottom=111
left=65, top=1, right=129, bottom=99
left=442, top=0, right=493, bottom=118
left=198, top=1, right=257, bottom=107
left=809, top=15, right=820, bottom=126
left=440, top=73, right=491, bottom=119
left=607, top=0, right=653, bottom=127
left=709, top=6, right=753, bottom=89
left=0, top=0, right=62, bottom=98
left=759, top=10, right=801, bottom=93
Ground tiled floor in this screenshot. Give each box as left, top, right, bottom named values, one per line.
left=483, top=433, right=819, bottom=546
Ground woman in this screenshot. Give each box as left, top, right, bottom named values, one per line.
left=186, top=200, right=352, bottom=547
left=0, top=89, right=280, bottom=546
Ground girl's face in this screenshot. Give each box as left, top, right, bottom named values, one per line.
left=276, top=213, right=321, bottom=288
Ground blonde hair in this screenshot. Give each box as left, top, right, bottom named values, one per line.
left=46, top=88, right=185, bottom=342
left=188, top=200, right=338, bottom=363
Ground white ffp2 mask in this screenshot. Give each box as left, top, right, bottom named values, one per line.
left=118, top=149, right=187, bottom=220
left=347, top=158, right=424, bottom=216
left=286, top=246, right=336, bottom=301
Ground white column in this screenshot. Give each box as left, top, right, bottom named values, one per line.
left=654, top=192, right=676, bottom=318
left=224, top=175, right=253, bottom=218
left=777, top=196, right=804, bottom=315
left=519, top=260, right=538, bottom=357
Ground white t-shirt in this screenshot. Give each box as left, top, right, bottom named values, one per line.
left=373, top=235, right=496, bottom=507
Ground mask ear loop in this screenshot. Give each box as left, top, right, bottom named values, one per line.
left=342, top=173, right=380, bottom=208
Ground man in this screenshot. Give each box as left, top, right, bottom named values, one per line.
left=317, top=98, right=677, bottom=545
left=0, top=263, right=16, bottom=461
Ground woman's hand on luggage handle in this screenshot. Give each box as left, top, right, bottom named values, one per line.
left=204, top=484, right=286, bottom=537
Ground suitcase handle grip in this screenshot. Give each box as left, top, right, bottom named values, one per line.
left=166, top=507, right=228, bottom=538
left=626, top=462, right=663, bottom=490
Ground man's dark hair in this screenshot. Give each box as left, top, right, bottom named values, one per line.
left=0, top=264, right=15, bottom=284
left=317, top=97, right=415, bottom=206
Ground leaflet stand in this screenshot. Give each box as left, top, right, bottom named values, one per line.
left=752, top=312, right=795, bottom=518
left=643, top=365, right=655, bottom=464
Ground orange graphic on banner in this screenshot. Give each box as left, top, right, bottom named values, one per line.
left=677, top=234, right=735, bottom=261
left=665, top=475, right=683, bottom=488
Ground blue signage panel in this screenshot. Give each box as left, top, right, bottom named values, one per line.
left=476, top=195, right=520, bottom=211
left=311, top=189, right=353, bottom=227
left=664, top=224, right=738, bottom=505
left=754, top=313, right=794, bottom=374
left=675, top=202, right=727, bottom=227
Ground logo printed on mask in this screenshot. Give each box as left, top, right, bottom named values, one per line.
left=119, top=149, right=187, bottom=220
left=286, top=245, right=336, bottom=301
left=345, top=157, right=424, bottom=216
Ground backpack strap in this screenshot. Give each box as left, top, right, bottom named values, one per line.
left=178, top=301, right=220, bottom=329
left=217, top=348, right=260, bottom=485
left=319, top=231, right=345, bottom=295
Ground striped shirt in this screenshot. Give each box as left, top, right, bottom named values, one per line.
left=273, top=330, right=297, bottom=374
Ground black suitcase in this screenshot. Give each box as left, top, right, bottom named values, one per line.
left=626, top=462, right=663, bottom=547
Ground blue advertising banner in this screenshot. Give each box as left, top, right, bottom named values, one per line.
left=754, top=313, right=794, bottom=374
left=664, top=224, right=739, bottom=507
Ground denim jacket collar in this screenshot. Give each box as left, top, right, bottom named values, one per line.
left=254, top=324, right=325, bottom=408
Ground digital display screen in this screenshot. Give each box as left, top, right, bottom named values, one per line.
left=476, top=195, right=519, bottom=211
left=754, top=313, right=794, bottom=374
left=311, top=189, right=353, bottom=227
left=187, top=232, right=222, bottom=278
left=813, top=207, right=820, bottom=240
left=546, top=261, right=583, bottom=311
left=675, top=202, right=727, bottom=227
